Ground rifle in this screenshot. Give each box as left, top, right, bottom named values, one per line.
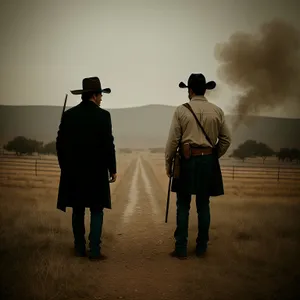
left=61, top=94, right=68, bottom=121
left=165, top=157, right=175, bottom=223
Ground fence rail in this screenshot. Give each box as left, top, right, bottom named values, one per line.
left=1, top=156, right=300, bottom=182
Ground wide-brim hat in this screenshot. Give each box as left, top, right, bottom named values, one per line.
left=70, top=77, right=111, bottom=95
left=179, top=73, right=216, bottom=90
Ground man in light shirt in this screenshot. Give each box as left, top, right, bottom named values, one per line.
left=165, top=73, right=231, bottom=259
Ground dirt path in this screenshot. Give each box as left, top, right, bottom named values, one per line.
left=87, top=155, right=177, bottom=300
left=78, top=153, right=211, bottom=300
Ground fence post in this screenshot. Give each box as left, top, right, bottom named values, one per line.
left=35, top=159, right=37, bottom=176
left=277, top=165, right=280, bottom=182
left=232, top=165, right=235, bottom=180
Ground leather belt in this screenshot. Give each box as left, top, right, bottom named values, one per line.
left=190, top=147, right=213, bottom=156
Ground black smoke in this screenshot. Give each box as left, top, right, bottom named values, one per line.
left=214, top=18, right=300, bottom=128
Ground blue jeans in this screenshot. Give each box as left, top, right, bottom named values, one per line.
left=72, top=207, right=104, bottom=255
left=174, top=192, right=210, bottom=255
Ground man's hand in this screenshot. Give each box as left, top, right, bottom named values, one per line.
left=166, top=168, right=171, bottom=178
left=109, top=173, right=117, bottom=183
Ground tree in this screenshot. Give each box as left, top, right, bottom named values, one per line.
left=40, top=141, right=57, bottom=155
left=277, top=148, right=291, bottom=162
left=290, top=148, right=300, bottom=164
left=229, top=148, right=249, bottom=162
left=4, top=136, right=43, bottom=155
left=230, top=140, right=274, bottom=163
left=256, top=142, right=275, bottom=164
left=27, top=138, right=43, bottom=154
left=276, top=148, right=300, bottom=163
left=229, top=140, right=258, bottom=162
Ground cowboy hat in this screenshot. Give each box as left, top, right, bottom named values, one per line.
left=70, top=77, right=111, bottom=95
left=179, top=73, right=216, bottom=90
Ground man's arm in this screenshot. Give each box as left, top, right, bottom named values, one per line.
left=106, top=112, right=117, bottom=177
left=165, top=108, right=181, bottom=173
left=217, top=111, right=231, bottom=158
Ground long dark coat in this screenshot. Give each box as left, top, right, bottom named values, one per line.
left=56, top=100, right=116, bottom=212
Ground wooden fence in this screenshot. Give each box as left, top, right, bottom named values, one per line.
left=0, top=155, right=300, bottom=182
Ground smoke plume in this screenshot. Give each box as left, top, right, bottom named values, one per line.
left=214, top=18, right=300, bottom=128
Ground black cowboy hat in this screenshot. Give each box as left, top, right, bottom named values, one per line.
left=179, top=73, right=216, bottom=90
left=70, top=77, right=111, bottom=95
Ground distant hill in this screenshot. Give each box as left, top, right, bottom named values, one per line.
left=1, top=104, right=300, bottom=153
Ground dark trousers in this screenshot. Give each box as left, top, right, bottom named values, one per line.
left=174, top=192, right=210, bottom=255
left=72, top=206, right=104, bottom=255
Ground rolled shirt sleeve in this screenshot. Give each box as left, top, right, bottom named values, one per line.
left=217, top=111, right=232, bottom=158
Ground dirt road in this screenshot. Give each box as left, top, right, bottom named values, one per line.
left=87, top=154, right=187, bottom=300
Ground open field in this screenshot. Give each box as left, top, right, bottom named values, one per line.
left=0, top=152, right=300, bottom=300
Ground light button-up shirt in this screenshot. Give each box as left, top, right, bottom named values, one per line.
left=165, top=96, right=231, bottom=171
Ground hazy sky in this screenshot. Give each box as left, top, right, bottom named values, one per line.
left=0, top=0, right=299, bottom=117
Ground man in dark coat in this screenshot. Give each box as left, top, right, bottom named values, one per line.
left=165, top=73, right=231, bottom=259
left=56, top=77, right=117, bottom=260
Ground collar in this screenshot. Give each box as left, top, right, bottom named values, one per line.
left=81, top=99, right=99, bottom=107
left=190, top=95, right=207, bottom=102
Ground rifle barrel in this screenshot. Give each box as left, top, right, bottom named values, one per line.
left=165, top=157, right=175, bottom=223
left=165, top=176, right=172, bottom=223
left=61, top=94, right=68, bottom=121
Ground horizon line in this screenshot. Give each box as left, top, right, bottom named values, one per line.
left=0, top=103, right=174, bottom=109
left=1, top=103, right=300, bottom=119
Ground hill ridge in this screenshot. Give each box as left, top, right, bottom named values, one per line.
left=1, top=104, right=299, bottom=151
left=1, top=104, right=299, bottom=120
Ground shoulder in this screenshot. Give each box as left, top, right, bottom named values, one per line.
left=211, top=102, right=224, bottom=113
left=206, top=101, right=225, bottom=118
left=61, top=104, right=79, bottom=119
left=173, top=103, right=187, bottom=116
left=98, top=107, right=111, bottom=117
left=97, top=107, right=112, bottom=123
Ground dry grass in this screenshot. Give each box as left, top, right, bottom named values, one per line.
left=0, top=187, right=71, bottom=300
left=0, top=151, right=300, bottom=300
left=0, top=153, right=133, bottom=300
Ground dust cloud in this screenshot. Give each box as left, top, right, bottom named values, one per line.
left=214, top=18, right=300, bottom=128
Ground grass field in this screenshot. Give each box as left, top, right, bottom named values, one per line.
left=0, top=152, right=300, bottom=300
